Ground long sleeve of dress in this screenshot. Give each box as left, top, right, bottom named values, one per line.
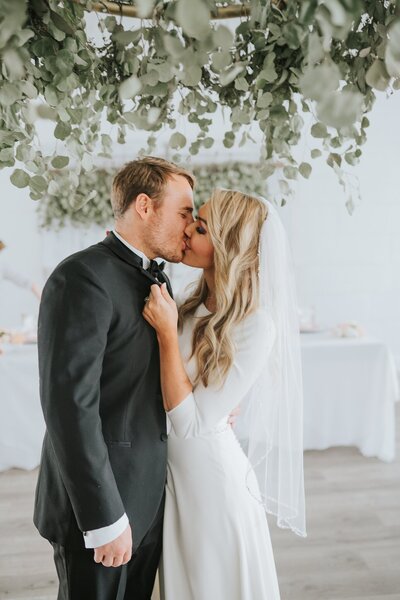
left=167, top=309, right=276, bottom=438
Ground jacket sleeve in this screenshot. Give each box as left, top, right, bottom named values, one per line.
left=38, top=259, right=125, bottom=532
left=167, top=310, right=276, bottom=438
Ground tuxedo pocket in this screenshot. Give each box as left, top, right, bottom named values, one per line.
left=106, top=440, right=132, bottom=448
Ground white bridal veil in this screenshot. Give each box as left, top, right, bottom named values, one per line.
left=235, top=198, right=307, bottom=537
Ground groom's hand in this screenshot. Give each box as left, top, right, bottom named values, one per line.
left=93, top=524, right=132, bottom=568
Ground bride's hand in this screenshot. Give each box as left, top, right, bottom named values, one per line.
left=142, top=283, right=178, bottom=336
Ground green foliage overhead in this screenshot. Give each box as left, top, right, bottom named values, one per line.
left=37, top=162, right=268, bottom=229
left=1, top=0, right=400, bottom=213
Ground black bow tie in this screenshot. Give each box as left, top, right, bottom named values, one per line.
left=146, top=260, right=166, bottom=279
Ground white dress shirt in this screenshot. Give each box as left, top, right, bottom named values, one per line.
left=112, top=230, right=151, bottom=269
left=83, top=231, right=151, bottom=548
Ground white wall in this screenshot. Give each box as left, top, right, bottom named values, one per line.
left=0, top=92, right=399, bottom=357
left=0, top=174, right=42, bottom=328
left=283, top=91, right=400, bottom=354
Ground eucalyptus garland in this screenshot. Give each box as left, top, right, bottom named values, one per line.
left=1, top=0, right=400, bottom=213
left=37, top=162, right=268, bottom=229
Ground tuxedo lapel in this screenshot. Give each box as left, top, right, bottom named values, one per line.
left=100, top=232, right=174, bottom=294
left=100, top=232, right=144, bottom=269
left=156, top=269, right=174, bottom=299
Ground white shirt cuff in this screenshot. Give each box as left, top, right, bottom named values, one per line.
left=167, top=392, right=196, bottom=438
left=83, top=513, right=129, bottom=549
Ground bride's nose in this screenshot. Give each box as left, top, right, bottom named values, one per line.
left=184, top=222, right=194, bottom=237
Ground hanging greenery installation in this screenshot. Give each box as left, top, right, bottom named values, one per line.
left=1, top=0, right=400, bottom=213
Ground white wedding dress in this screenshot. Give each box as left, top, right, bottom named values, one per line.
left=159, top=303, right=281, bottom=600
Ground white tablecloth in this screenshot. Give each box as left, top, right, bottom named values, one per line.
left=0, top=333, right=398, bottom=471
left=301, top=332, right=399, bottom=461
left=0, top=343, right=45, bottom=471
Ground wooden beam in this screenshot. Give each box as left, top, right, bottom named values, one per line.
left=76, top=1, right=284, bottom=20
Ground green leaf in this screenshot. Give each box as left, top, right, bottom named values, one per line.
left=50, top=10, right=75, bottom=36
left=257, top=92, right=273, bottom=108
left=30, top=175, right=47, bottom=194
left=361, top=116, right=370, bottom=129
left=163, top=34, right=185, bottom=58
left=135, top=0, right=155, bottom=18
left=113, top=30, right=140, bottom=45
left=169, top=132, right=186, bottom=149
left=223, top=132, right=235, bottom=148
left=344, top=151, right=359, bottom=166
left=51, top=156, right=70, bottom=169
left=327, top=153, right=342, bottom=167
left=0, top=83, right=22, bottom=106
left=311, top=148, right=322, bottom=159
left=299, top=162, right=312, bottom=178
left=279, top=179, right=290, bottom=194
left=119, top=76, right=142, bottom=99
left=54, top=121, right=72, bottom=140
left=45, top=85, right=59, bottom=106
left=212, top=51, right=232, bottom=71
left=20, top=80, right=38, bottom=99
left=311, top=122, right=328, bottom=138
left=48, top=180, right=59, bottom=196
left=0, top=148, right=14, bottom=162
left=385, top=20, right=400, bottom=77
left=10, top=169, right=30, bottom=188
left=299, top=63, right=341, bottom=101
left=175, top=0, right=210, bottom=40
left=81, top=153, right=93, bottom=171
left=55, top=49, right=75, bottom=76
left=1, top=48, right=25, bottom=79
left=213, top=26, right=234, bottom=50
left=258, top=65, right=277, bottom=84
left=69, top=193, right=93, bottom=212
left=48, top=20, right=66, bottom=42
left=359, top=47, right=371, bottom=58
left=317, top=89, right=363, bottom=129
left=234, top=77, right=249, bottom=92
left=365, top=59, right=390, bottom=91
left=181, top=66, right=202, bottom=87
left=220, top=64, right=245, bottom=87
left=189, top=142, right=200, bottom=155
left=283, top=166, right=298, bottom=180
left=203, top=137, right=214, bottom=149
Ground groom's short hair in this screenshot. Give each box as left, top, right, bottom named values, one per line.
left=111, top=156, right=195, bottom=219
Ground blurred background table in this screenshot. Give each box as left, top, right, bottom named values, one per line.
left=301, top=332, right=399, bottom=461
left=0, top=343, right=44, bottom=471
left=0, top=332, right=398, bottom=472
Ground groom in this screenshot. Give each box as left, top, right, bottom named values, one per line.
left=34, top=157, right=195, bottom=599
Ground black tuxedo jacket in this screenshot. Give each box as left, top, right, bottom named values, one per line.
left=34, top=233, right=169, bottom=549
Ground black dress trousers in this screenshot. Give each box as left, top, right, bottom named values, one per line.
left=51, top=494, right=165, bottom=600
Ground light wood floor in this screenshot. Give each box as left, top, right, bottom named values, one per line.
left=1, top=404, right=399, bottom=600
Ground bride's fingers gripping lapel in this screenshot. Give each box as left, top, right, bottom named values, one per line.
left=142, top=283, right=178, bottom=335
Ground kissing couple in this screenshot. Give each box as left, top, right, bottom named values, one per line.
left=34, top=156, right=306, bottom=600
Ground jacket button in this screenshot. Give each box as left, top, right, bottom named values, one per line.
left=160, top=433, right=168, bottom=442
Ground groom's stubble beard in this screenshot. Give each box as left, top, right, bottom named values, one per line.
left=145, top=212, right=186, bottom=264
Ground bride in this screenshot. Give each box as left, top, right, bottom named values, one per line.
left=143, top=189, right=306, bottom=599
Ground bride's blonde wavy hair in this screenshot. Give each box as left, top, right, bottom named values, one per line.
left=178, top=189, right=268, bottom=388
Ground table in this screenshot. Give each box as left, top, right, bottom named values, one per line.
left=0, top=343, right=45, bottom=471
left=0, top=333, right=398, bottom=471
left=301, top=332, right=399, bottom=462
